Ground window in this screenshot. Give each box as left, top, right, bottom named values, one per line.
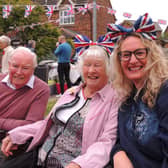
left=59, top=9, right=75, bottom=25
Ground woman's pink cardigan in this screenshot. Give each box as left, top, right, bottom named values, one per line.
left=9, top=83, right=121, bottom=168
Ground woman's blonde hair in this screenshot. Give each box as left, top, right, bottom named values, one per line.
left=111, top=32, right=168, bottom=108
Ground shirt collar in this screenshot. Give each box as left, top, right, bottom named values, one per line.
left=66, top=83, right=110, bottom=102
left=94, top=83, right=110, bottom=101
left=2, top=74, right=35, bottom=90
left=3, top=46, right=11, bottom=51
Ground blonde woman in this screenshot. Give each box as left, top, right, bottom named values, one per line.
left=109, top=19, right=168, bottom=168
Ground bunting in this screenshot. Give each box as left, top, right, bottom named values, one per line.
left=46, top=5, right=56, bottom=19
left=78, top=3, right=92, bottom=15
left=2, top=5, right=12, bottom=18
left=158, top=19, right=167, bottom=25
left=123, top=12, right=132, bottom=18
left=6, top=19, right=60, bottom=38
left=66, top=5, right=75, bottom=15
left=107, top=8, right=116, bottom=15
left=24, top=5, right=35, bottom=18
left=0, top=3, right=167, bottom=28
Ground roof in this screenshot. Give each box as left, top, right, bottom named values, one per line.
left=154, top=22, right=162, bottom=32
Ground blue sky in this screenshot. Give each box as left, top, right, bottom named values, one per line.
left=110, top=0, right=167, bottom=31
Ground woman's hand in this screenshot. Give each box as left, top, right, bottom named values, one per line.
left=65, top=162, right=81, bottom=168
left=1, top=135, right=18, bottom=157
left=113, top=151, right=134, bottom=168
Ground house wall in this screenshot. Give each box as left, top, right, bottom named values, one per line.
left=95, top=0, right=115, bottom=39
left=33, top=0, right=116, bottom=39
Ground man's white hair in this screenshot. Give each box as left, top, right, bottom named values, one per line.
left=10, top=46, right=38, bottom=68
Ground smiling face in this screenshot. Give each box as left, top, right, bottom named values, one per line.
left=8, top=50, right=34, bottom=89
left=120, top=36, right=148, bottom=88
left=82, top=55, right=108, bottom=92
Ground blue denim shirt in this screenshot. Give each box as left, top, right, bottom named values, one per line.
left=111, top=81, right=168, bottom=168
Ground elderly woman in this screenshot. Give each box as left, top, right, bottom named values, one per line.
left=0, top=35, right=14, bottom=73
left=1, top=45, right=120, bottom=168
left=109, top=14, right=168, bottom=168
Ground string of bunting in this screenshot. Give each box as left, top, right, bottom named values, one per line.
left=1, top=3, right=167, bottom=26
left=6, top=19, right=60, bottom=38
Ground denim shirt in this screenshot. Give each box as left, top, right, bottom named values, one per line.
left=111, top=81, right=168, bottom=168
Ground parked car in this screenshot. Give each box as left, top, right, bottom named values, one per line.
left=38, top=60, right=81, bottom=85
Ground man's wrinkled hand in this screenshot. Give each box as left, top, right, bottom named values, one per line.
left=1, top=135, right=18, bottom=157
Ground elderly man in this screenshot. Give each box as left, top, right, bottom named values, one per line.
left=0, top=35, right=14, bottom=74
left=0, top=46, right=50, bottom=140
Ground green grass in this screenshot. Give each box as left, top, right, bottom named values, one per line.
left=48, top=80, right=56, bottom=86
left=45, top=98, right=57, bottom=116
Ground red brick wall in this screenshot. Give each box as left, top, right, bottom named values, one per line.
left=89, top=0, right=115, bottom=39
left=73, top=0, right=116, bottom=39
left=45, top=0, right=115, bottom=40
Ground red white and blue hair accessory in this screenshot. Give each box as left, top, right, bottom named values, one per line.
left=107, top=13, right=157, bottom=42
left=74, top=34, right=114, bottom=56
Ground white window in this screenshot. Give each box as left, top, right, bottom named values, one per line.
left=59, top=9, right=75, bottom=25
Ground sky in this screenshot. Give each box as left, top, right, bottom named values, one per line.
left=110, top=0, right=167, bottom=31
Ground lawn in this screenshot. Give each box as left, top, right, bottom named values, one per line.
left=45, top=97, right=57, bottom=116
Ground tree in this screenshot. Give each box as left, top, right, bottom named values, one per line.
left=0, top=0, right=61, bottom=62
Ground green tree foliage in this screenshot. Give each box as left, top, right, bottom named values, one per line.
left=0, top=0, right=61, bottom=62
left=163, top=31, right=168, bottom=40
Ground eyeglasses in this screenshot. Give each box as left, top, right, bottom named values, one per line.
left=118, top=48, right=149, bottom=62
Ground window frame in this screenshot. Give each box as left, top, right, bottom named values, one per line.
left=59, top=8, right=75, bottom=25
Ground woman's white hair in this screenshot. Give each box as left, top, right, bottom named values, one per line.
left=77, top=45, right=110, bottom=80
left=10, top=46, right=37, bottom=68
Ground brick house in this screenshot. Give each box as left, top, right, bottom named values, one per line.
left=33, top=0, right=116, bottom=40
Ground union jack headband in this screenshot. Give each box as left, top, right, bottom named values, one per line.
left=74, top=34, right=114, bottom=56
left=107, top=13, right=157, bottom=42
